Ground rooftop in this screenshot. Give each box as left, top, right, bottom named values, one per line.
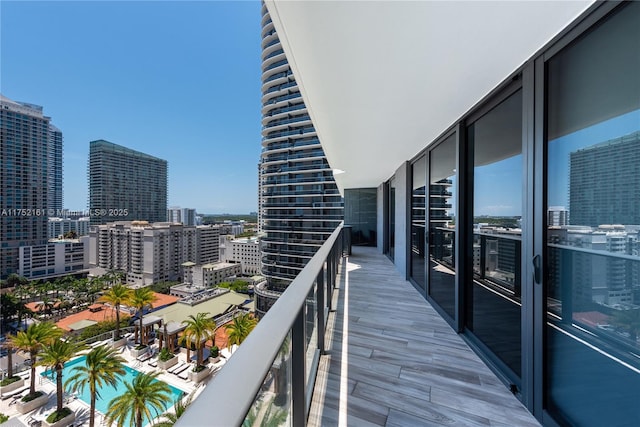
left=56, top=306, right=119, bottom=331
left=152, top=291, right=252, bottom=325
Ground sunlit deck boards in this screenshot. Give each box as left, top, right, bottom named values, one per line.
left=308, top=246, right=540, bottom=427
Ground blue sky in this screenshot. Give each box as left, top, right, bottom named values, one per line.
left=1, top=0, right=262, bottom=214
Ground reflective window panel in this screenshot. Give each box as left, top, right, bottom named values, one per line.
left=389, top=177, right=396, bottom=261
left=411, top=156, right=427, bottom=289
left=428, top=134, right=457, bottom=318
left=466, top=90, right=523, bottom=378
left=545, top=3, right=640, bottom=426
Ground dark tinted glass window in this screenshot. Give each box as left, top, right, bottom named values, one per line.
left=545, top=3, right=640, bottom=425
left=429, top=135, right=456, bottom=317
left=466, top=90, right=523, bottom=378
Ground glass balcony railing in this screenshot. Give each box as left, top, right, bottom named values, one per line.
left=176, top=224, right=345, bottom=426
left=262, top=37, right=280, bottom=51
left=265, top=103, right=306, bottom=118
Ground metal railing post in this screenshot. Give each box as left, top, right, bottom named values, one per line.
left=291, top=307, right=306, bottom=426
left=317, top=267, right=326, bottom=354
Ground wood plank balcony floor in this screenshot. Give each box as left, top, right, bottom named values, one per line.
left=308, top=246, right=540, bottom=427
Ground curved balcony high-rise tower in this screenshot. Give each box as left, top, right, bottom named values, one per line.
left=257, top=5, right=343, bottom=315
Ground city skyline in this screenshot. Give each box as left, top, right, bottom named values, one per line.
left=1, top=1, right=262, bottom=214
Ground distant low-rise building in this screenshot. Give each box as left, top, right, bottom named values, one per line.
left=18, top=236, right=89, bottom=279
left=220, top=235, right=261, bottom=275
left=181, top=261, right=242, bottom=288
left=48, top=217, right=90, bottom=238
left=218, top=221, right=244, bottom=236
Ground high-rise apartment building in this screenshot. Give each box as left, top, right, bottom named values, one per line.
left=88, top=139, right=167, bottom=225
left=0, top=95, right=63, bottom=279
left=48, top=125, right=63, bottom=211
left=167, top=207, right=197, bottom=226
left=569, top=131, right=640, bottom=227
left=88, top=221, right=219, bottom=286
left=48, top=216, right=90, bottom=238
left=258, top=6, right=343, bottom=307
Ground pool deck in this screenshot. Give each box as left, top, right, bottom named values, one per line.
left=0, top=337, right=223, bottom=427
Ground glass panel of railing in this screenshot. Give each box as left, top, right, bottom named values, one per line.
left=242, top=332, right=292, bottom=427
left=305, top=282, right=318, bottom=386
left=546, top=245, right=640, bottom=425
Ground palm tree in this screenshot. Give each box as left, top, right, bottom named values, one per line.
left=106, top=372, right=171, bottom=427
left=129, top=287, right=157, bottom=345
left=155, top=392, right=194, bottom=427
left=242, top=396, right=288, bottom=427
left=10, top=322, right=62, bottom=396
left=2, top=333, right=15, bottom=379
left=38, top=339, right=87, bottom=414
left=35, top=295, right=56, bottom=318
left=103, top=270, right=124, bottom=288
left=180, top=313, right=216, bottom=368
left=98, top=284, right=132, bottom=340
left=65, top=345, right=126, bottom=427
left=225, top=313, right=258, bottom=346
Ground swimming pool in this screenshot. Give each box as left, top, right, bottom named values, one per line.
left=42, top=355, right=184, bottom=421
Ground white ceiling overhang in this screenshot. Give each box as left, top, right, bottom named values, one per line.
left=265, top=0, right=595, bottom=193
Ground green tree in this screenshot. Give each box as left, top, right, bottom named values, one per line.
left=98, top=284, right=133, bottom=340
left=106, top=372, right=171, bottom=427
left=62, top=230, right=78, bottom=239
left=65, top=345, right=126, bottom=427
left=10, top=322, right=63, bottom=396
left=225, top=313, right=258, bottom=346
left=0, top=293, right=21, bottom=327
left=103, top=270, right=125, bottom=288
left=242, top=400, right=288, bottom=427
left=5, top=273, right=28, bottom=289
left=180, top=313, right=216, bottom=368
left=38, top=339, right=87, bottom=414
left=155, top=393, right=194, bottom=427
left=2, top=333, right=15, bottom=379
left=35, top=295, right=56, bottom=318
left=129, top=287, right=157, bottom=345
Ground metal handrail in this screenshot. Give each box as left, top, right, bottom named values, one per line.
left=177, top=222, right=344, bottom=427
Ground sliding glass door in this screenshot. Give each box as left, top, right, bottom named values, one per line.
left=466, top=90, right=523, bottom=381
left=411, top=156, right=427, bottom=290
left=544, top=3, right=640, bottom=425
left=428, top=134, right=457, bottom=319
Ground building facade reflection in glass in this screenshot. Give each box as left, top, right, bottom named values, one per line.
left=428, top=134, right=456, bottom=318
left=466, top=90, right=523, bottom=379
left=545, top=2, right=640, bottom=425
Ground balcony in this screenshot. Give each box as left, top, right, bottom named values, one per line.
left=177, top=226, right=539, bottom=426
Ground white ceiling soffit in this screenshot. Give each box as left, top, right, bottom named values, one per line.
left=266, top=0, right=594, bottom=193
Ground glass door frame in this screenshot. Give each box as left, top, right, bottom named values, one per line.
left=460, top=78, right=529, bottom=395
left=409, top=154, right=427, bottom=296
left=423, top=126, right=462, bottom=329
left=532, top=2, right=625, bottom=424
